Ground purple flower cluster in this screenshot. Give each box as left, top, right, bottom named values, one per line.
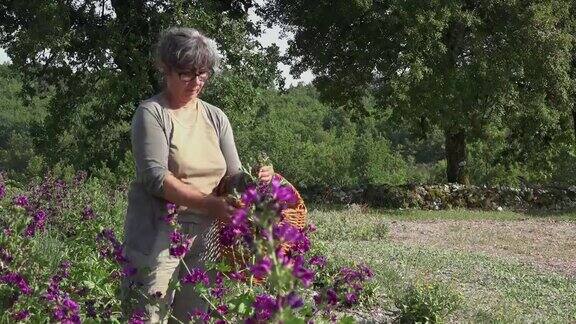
left=189, top=309, right=211, bottom=323
left=211, top=272, right=226, bottom=299
left=12, top=309, right=30, bottom=321
left=0, top=245, right=13, bottom=264
left=13, top=194, right=29, bottom=208
left=273, top=223, right=311, bottom=254
left=53, top=298, right=81, bottom=323
left=42, top=261, right=81, bottom=323
left=181, top=268, right=209, bottom=286
left=309, top=255, right=327, bottom=268
left=218, top=177, right=300, bottom=250
left=249, top=294, right=279, bottom=322
left=82, top=206, right=95, bottom=220
left=96, top=229, right=136, bottom=278
left=24, top=209, right=48, bottom=237
left=270, top=177, right=297, bottom=205
left=44, top=261, right=71, bottom=302
left=72, top=171, right=87, bottom=188
left=0, top=272, right=32, bottom=295
left=129, top=309, right=148, bottom=324
left=249, top=256, right=272, bottom=278
left=245, top=292, right=304, bottom=323
left=0, top=180, right=5, bottom=200
left=315, top=264, right=374, bottom=309
left=291, top=256, right=315, bottom=287
left=168, top=229, right=193, bottom=258
left=162, top=202, right=177, bottom=225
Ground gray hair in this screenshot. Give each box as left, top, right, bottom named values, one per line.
left=155, top=27, right=220, bottom=74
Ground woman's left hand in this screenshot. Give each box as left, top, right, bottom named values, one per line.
left=258, top=165, right=274, bottom=184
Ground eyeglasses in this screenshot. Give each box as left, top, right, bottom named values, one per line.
left=178, top=69, right=212, bottom=83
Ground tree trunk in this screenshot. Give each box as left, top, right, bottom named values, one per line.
left=445, top=130, right=469, bottom=184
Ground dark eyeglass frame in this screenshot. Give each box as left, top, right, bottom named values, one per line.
left=178, top=68, right=214, bottom=83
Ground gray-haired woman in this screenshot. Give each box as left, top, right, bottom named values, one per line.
left=122, top=27, right=273, bottom=323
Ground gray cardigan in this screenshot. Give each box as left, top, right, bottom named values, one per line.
left=123, top=95, right=242, bottom=254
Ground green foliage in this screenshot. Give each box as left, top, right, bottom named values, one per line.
left=262, top=0, right=576, bottom=183
left=0, top=1, right=281, bottom=171
left=0, top=175, right=127, bottom=322
left=395, top=280, right=462, bottom=323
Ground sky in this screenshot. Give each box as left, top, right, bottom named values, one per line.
left=250, top=14, right=314, bottom=87
left=0, top=49, right=9, bottom=64
left=0, top=8, right=314, bottom=87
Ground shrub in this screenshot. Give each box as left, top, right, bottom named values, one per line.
left=395, top=280, right=462, bottom=323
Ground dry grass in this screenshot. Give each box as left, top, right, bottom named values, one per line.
left=388, top=219, right=576, bottom=277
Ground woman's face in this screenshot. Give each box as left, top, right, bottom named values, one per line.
left=165, top=67, right=211, bottom=102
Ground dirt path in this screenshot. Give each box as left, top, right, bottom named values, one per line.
left=388, top=219, right=576, bottom=277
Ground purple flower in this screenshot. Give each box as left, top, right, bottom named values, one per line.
left=24, top=223, right=37, bottom=237
left=162, top=213, right=176, bottom=225
left=252, top=294, right=279, bottom=321
left=271, top=178, right=297, bottom=204
left=85, top=300, right=97, bottom=318
left=249, top=256, right=272, bottom=278
left=326, top=289, right=338, bottom=305
left=12, top=195, right=29, bottom=208
left=122, top=266, right=138, bottom=277
left=211, top=286, right=225, bottom=299
left=0, top=183, right=5, bottom=200
left=82, top=206, right=95, bottom=220
left=166, top=202, right=176, bottom=214
left=0, top=272, right=32, bottom=295
left=12, top=309, right=30, bottom=321
left=359, top=265, right=374, bottom=278
left=53, top=298, right=80, bottom=323
left=313, top=293, right=323, bottom=305
left=3, top=228, right=12, bottom=236
left=274, top=223, right=301, bottom=243
left=211, top=272, right=226, bottom=298
left=162, top=202, right=177, bottom=225
left=23, top=210, right=48, bottom=237
left=219, top=225, right=236, bottom=246
left=169, top=230, right=183, bottom=243
left=241, top=187, right=259, bottom=206
left=129, top=309, right=147, bottom=324
left=190, top=309, right=210, bottom=322
left=283, top=292, right=304, bottom=309
left=0, top=246, right=13, bottom=264
left=293, top=234, right=311, bottom=254
left=216, top=304, right=228, bottom=315
left=309, top=255, right=327, bottom=268
left=73, top=171, right=87, bottom=187
left=293, top=264, right=315, bottom=288
left=229, top=271, right=246, bottom=282
left=345, top=292, right=358, bottom=305
left=182, top=268, right=209, bottom=286
left=168, top=230, right=192, bottom=258
left=306, top=223, right=317, bottom=233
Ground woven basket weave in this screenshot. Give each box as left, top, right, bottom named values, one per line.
left=211, top=173, right=307, bottom=270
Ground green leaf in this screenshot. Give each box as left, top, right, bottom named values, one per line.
left=339, top=315, right=356, bottom=324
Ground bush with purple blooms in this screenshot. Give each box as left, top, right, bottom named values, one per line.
left=0, top=169, right=377, bottom=323
left=0, top=172, right=127, bottom=322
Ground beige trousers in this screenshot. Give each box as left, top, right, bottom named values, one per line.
left=122, top=219, right=220, bottom=323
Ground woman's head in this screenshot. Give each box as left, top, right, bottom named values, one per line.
left=155, top=27, right=220, bottom=101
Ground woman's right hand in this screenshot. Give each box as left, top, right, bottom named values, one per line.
left=203, top=195, right=232, bottom=222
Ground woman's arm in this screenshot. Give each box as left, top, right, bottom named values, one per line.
left=163, top=172, right=230, bottom=221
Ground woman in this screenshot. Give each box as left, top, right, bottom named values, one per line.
left=122, top=27, right=273, bottom=323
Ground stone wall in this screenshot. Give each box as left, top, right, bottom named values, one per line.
left=302, top=184, right=576, bottom=211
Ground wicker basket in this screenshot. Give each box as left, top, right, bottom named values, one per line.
left=211, top=173, right=307, bottom=271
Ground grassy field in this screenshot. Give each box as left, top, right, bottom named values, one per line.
left=309, top=207, right=576, bottom=323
